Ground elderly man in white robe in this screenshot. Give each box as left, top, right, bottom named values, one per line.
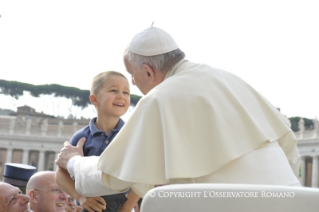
left=56, top=26, right=300, bottom=205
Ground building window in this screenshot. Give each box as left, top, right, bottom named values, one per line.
left=45, top=151, right=55, bottom=171
left=12, top=149, right=23, bottom=163
left=29, top=151, right=39, bottom=169
left=0, top=149, right=6, bottom=176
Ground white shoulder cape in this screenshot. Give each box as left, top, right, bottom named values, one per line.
left=97, top=60, right=297, bottom=196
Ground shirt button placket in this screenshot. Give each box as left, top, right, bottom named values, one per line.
left=105, top=139, right=109, bottom=145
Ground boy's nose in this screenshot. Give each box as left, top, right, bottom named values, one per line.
left=116, top=92, right=124, bottom=99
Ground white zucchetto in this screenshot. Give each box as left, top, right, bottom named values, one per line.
left=129, top=26, right=179, bottom=56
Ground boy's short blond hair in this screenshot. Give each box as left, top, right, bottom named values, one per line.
left=90, top=71, right=128, bottom=95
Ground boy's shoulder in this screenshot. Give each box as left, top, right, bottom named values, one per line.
left=70, top=125, right=91, bottom=146
left=70, top=117, right=98, bottom=146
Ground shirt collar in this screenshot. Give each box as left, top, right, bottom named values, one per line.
left=89, top=117, right=125, bottom=136
left=89, top=117, right=100, bottom=135
left=114, top=118, right=125, bottom=132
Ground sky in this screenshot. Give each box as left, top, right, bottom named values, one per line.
left=0, top=0, right=318, bottom=120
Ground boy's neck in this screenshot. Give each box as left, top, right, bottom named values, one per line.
left=95, top=115, right=120, bottom=136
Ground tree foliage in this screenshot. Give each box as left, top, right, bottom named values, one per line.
left=130, top=94, right=142, bottom=106
left=288, top=116, right=314, bottom=132
left=0, top=79, right=141, bottom=108
left=3, top=79, right=315, bottom=131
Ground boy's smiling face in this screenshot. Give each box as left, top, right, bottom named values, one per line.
left=95, top=75, right=130, bottom=118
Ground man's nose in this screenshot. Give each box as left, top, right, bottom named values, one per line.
left=20, top=194, right=30, bottom=204
left=59, top=191, right=68, bottom=199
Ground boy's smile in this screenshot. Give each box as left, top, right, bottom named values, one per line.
left=113, top=103, right=125, bottom=107
left=95, top=75, right=130, bottom=118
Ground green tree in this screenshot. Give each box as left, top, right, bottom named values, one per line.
left=0, top=79, right=141, bottom=108
left=288, top=116, right=314, bottom=132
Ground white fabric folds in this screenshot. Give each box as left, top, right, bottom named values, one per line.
left=74, top=60, right=300, bottom=197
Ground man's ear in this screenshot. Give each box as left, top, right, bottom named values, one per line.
left=29, top=190, right=38, bottom=203
left=142, top=64, right=155, bottom=83
left=89, top=94, right=98, bottom=106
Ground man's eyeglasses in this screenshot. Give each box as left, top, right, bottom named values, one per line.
left=34, top=187, right=65, bottom=194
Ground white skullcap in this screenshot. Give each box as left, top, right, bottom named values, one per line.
left=129, top=26, right=179, bottom=56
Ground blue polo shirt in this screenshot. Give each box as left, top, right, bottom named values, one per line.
left=70, top=117, right=125, bottom=156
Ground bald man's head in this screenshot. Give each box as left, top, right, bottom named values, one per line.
left=26, top=171, right=55, bottom=194
left=26, top=171, right=68, bottom=212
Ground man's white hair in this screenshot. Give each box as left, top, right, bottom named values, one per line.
left=124, top=48, right=185, bottom=72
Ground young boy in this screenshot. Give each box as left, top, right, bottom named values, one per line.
left=56, top=71, right=139, bottom=212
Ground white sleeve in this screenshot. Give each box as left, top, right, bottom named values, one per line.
left=67, top=155, right=81, bottom=177
left=73, top=156, right=121, bottom=197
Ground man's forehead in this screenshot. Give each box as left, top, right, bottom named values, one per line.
left=0, top=182, right=18, bottom=192
left=124, top=62, right=137, bottom=74
left=124, top=58, right=134, bottom=68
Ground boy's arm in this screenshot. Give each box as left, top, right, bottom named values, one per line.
left=55, top=166, right=107, bottom=212
left=119, top=189, right=140, bottom=212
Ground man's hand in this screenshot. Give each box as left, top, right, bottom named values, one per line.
left=55, top=137, right=86, bottom=169
left=78, top=196, right=106, bottom=212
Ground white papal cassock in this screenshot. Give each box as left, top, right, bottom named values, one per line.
left=73, top=60, right=300, bottom=198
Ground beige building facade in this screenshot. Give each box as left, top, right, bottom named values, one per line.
left=0, top=111, right=89, bottom=175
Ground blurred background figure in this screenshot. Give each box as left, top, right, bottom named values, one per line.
left=0, top=182, right=31, bottom=212
left=1, top=163, right=36, bottom=194
left=67, top=196, right=82, bottom=212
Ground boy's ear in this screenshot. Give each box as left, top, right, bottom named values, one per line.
left=142, top=64, right=155, bottom=83
left=89, top=94, right=98, bottom=106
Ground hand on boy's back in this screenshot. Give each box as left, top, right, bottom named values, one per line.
left=55, top=137, right=86, bottom=169
left=79, top=196, right=107, bottom=212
